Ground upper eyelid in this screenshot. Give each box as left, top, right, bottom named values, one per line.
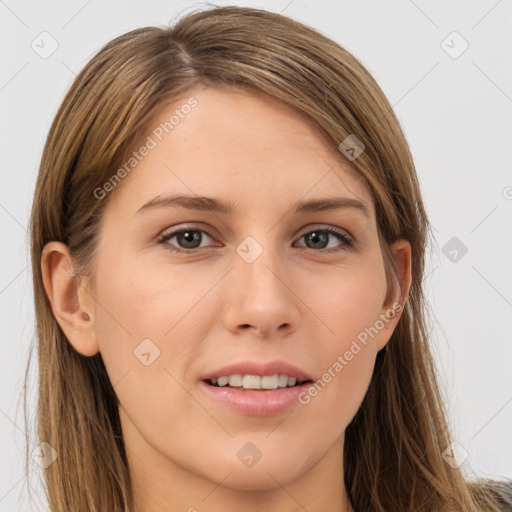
left=160, top=226, right=217, bottom=241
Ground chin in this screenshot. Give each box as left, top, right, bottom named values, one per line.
left=199, top=448, right=310, bottom=492
left=210, top=465, right=302, bottom=492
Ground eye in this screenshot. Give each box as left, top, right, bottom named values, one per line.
left=294, top=227, right=353, bottom=252
left=158, top=227, right=218, bottom=252
left=158, top=225, right=353, bottom=254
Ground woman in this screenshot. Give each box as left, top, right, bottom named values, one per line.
left=29, top=5, right=512, bottom=511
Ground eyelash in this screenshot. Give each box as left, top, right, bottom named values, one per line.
left=157, top=226, right=354, bottom=254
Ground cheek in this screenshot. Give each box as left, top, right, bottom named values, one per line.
left=295, top=258, right=387, bottom=423
left=89, top=253, right=225, bottom=422
left=302, top=256, right=388, bottom=347
left=89, top=255, right=215, bottom=445
left=92, top=250, right=220, bottom=357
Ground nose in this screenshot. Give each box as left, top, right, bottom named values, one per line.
left=221, top=241, right=301, bottom=339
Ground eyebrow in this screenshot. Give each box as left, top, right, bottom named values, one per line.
left=136, top=194, right=370, bottom=218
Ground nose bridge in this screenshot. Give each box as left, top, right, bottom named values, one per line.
left=234, top=233, right=287, bottom=302
left=236, top=236, right=280, bottom=292
left=223, top=233, right=300, bottom=336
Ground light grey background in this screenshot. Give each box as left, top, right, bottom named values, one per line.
left=1, top=0, right=511, bottom=510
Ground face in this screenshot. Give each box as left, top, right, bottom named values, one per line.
left=54, top=86, right=409, bottom=495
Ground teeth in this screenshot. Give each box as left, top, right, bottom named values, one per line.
left=217, top=376, right=229, bottom=387
left=228, top=374, right=243, bottom=387
left=278, top=375, right=288, bottom=387
left=211, top=374, right=304, bottom=389
left=243, top=375, right=262, bottom=389
left=261, top=375, right=279, bottom=389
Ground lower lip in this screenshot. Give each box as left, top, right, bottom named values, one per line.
left=199, top=381, right=311, bottom=416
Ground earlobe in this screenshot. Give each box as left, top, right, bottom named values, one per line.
left=41, top=241, right=100, bottom=356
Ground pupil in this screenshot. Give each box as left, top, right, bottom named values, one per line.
left=178, top=231, right=201, bottom=248
left=307, top=231, right=328, bottom=249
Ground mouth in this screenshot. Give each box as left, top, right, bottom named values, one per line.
left=199, top=361, right=315, bottom=416
left=204, top=374, right=313, bottom=390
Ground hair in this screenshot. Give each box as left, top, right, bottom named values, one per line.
left=28, top=5, right=511, bottom=512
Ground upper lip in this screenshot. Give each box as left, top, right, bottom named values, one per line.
left=201, top=360, right=313, bottom=382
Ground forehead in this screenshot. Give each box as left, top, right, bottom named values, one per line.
left=104, top=86, right=374, bottom=220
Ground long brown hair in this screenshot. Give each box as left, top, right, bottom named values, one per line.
left=28, top=5, right=511, bottom=511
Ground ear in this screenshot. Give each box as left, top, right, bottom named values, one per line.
left=41, top=241, right=100, bottom=356
left=375, top=239, right=412, bottom=351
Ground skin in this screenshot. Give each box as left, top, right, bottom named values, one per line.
left=42, top=85, right=412, bottom=512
